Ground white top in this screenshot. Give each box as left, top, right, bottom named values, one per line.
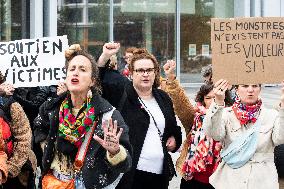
left=136, top=97, right=165, bottom=174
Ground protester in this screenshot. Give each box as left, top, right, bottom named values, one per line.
left=161, top=60, right=195, bottom=135
left=203, top=79, right=284, bottom=189
left=0, top=120, right=8, bottom=185
left=162, top=60, right=233, bottom=189
left=201, top=64, right=212, bottom=84
left=120, top=47, right=137, bottom=79
left=0, top=72, right=37, bottom=189
left=177, top=84, right=220, bottom=189
left=33, top=44, right=132, bottom=189
left=98, top=43, right=182, bottom=189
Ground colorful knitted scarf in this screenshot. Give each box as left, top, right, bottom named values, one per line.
left=181, top=105, right=222, bottom=180
left=232, top=96, right=262, bottom=126
left=58, top=97, right=96, bottom=148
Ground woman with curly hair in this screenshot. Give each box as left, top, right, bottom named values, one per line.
left=162, top=60, right=232, bottom=189
left=98, top=43, right=182, bottom=189
left=176, top=84, right=220, bottom=189
left=34, top=44, right=132, bottom=189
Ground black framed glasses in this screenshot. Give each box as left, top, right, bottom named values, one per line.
left=134, top=68, right=156, bottom=75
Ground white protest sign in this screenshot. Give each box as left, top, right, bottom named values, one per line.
left=0, top=35, right=68, bottom=87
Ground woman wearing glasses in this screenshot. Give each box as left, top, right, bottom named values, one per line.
left=98, top=44, right=182, bottom=189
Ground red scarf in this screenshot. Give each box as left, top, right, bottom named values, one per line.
left=181, top=104, right=222, bottom=181
left=232, top=97, right=262, bottom=126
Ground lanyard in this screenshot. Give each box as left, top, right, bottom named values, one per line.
left=138, top=97, right=163, bottom=142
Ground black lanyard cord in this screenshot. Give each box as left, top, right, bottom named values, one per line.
left=138, top=97, right=163, bottom=142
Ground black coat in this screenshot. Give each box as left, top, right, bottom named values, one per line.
left=100, top=68, right=182, bottom=189
left=33, top=92, right=132, bottom=189
left=13, top=86, right=49, bottom=125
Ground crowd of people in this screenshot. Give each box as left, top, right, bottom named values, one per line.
left=0, top=41, right=283, bottom=189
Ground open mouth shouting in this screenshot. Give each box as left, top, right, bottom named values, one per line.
left=71, top=78, right=79, bottom=84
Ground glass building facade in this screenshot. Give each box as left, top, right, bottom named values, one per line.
left=1, top=0, right=284, bottom=83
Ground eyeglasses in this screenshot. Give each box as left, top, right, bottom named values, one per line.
left=134, top=68, right=156, bottom=75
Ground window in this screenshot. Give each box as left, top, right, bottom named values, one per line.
left=58, top=0, right=109, bottom=51
left=0, top=0, right=29, bottom=41
left=113, top=0, right=176, bottom=72
left=65, top=0, right=83, bottom=4
left=180, top=0, right=234, bottom=83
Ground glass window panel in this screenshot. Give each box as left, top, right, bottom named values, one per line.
left=64, top=8, right=83, bottom=23
left=0, top=0, right=29, bottom=41
left=58, top=1, right=109, bottom=51
left=88, top=0, right=98, bottom=3
left=88, top=5, right=109, bottom=23
left=114, top=0, right=176, bottom=74
left=180, top=0, right=234, bottom=83
left=65, top=0, right=83, bottom=4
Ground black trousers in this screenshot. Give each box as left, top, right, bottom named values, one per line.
left=2, top=171, right=35, bottom=189
left=2, top=177, right=26, bottom=189
left=180, top=178, right=215, bottom=189
left=131, top=169, right=168, bottom=189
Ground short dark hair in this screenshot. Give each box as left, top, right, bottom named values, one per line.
left=195, top=84, right=214, bottom=107
left=201, top=64, right=212, bottom=78
left=195, top=83, right=234, bottom=107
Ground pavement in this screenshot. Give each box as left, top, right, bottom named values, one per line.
left=168, top=84, right=283, bottom=189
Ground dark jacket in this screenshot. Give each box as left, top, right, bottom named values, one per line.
left=13, top=86, right=49, bottom=125
left=33, top=92, right=132, bottom=189
left=100, top=68, right=129, bottom=107
left=100, top=68, right=182, bottom=189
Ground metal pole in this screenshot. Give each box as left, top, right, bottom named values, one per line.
left=109, top=0, right=113, bottom=42
left=176, top=0, right=181, bottom=81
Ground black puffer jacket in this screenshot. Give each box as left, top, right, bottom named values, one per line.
left=275, top=144, right=284, bottom=177
left=13, top=86, right=49, bottom=124
left=33, top=92, right=132, bottom=189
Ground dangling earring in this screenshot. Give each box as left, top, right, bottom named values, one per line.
left=87, top=89, right=92, bottom=98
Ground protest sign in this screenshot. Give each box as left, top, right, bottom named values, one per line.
left=211, top=17, right=284, bottom=84
left=0, top=35, right=68, bottom=87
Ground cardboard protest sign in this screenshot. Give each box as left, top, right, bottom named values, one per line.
left=0, top=35, right=68, bottom=87
left=211, top=17, right=284, bottom=84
